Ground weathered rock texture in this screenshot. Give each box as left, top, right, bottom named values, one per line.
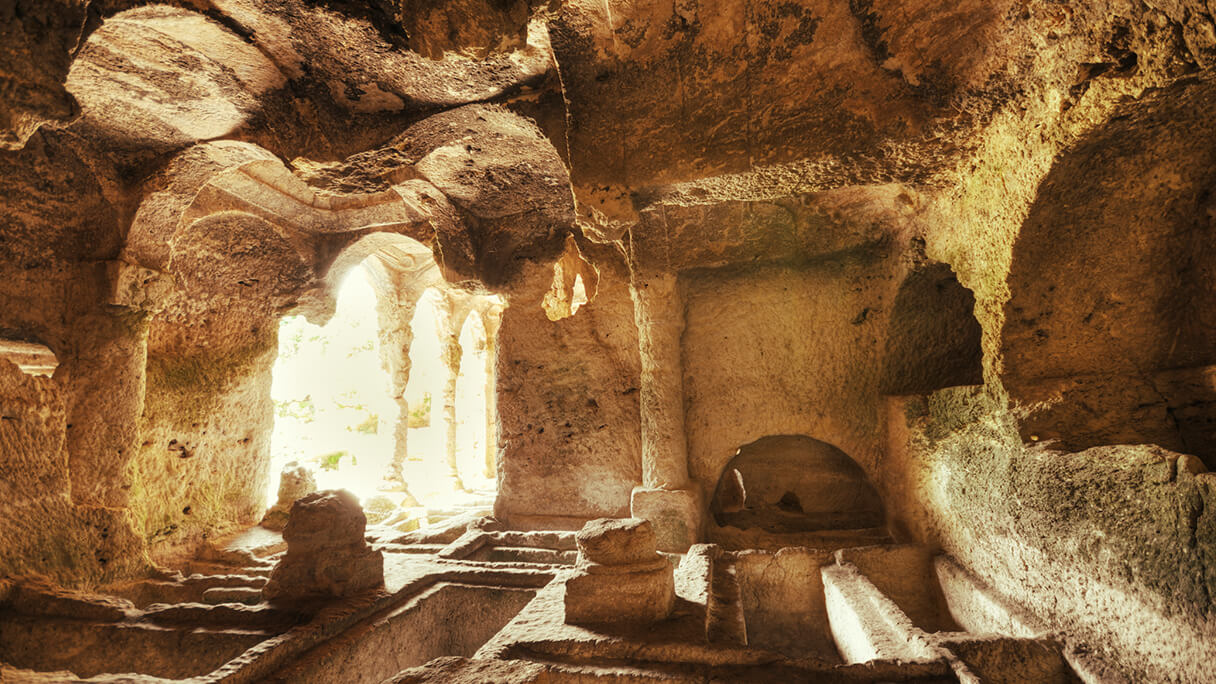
left=259, top=462, right=317, bottom=532
left=494, top=250, right=642, bottom=530
left=262, top=490, right=384, bottom=604
left=1, top=0, right=1215, bottom=680
left=563, top=518, right=675, bottom=624
left=0, top=0, right=87, bottom=150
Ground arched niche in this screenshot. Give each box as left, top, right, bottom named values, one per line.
left=880, top=262, right=983, bottom=396
left=1000, top=80, right=1216, bottom=466
left=709, top=434, right=884, bottom=534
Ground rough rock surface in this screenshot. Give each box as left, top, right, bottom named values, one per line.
left=0, top=0, right=87, bottom=150
left=494, top=253, right=642, bottom=530
left=564, top=518, right=675, bottom=624
left=262, top=490, right=384, bottom=604
left=0, top=0, right=1215, bottom=680
left=710, top=435, right=884, bottom=533
left=259, top=462, right=317, bottom=532
left=573, top=517, right=658, bottom=566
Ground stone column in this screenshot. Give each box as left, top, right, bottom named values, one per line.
left=628, top=271, right=702, bottom=552
left=367, top=256, right=420, bottom=488
left=437, top=292, right=467, bottom=492
left=481, top=305, right=503, bottom=480
left=385, top=294, right=417, bottom=485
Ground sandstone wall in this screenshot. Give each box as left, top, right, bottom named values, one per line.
left=131, top=318, right=276, bottom=563
left=495, top=246, right=643, bottom=528
left=896, top=11, right=1216, bottom=678
left=682, top=258, right=889, bottom=498
left=0, top=124, right=153, bottom=585
left=887, top=390, right=1216, bottom=682
left=0, top=356, right=144, bottom=585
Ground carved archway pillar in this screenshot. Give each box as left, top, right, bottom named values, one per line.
left=628, top=270, right=702, bottom=552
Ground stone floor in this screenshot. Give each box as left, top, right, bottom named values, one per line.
left=0, top=508, right=1111, bottom=684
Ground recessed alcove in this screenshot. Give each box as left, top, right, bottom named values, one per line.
left=880, top=263, right=983, bottom=396
left=709, top=435, right=885, bottom=535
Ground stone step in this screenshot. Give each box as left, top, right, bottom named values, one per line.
left=201, top=586, right=263, bottom=605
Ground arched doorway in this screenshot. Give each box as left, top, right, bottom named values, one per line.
left=268, top=260, right=398, bottom=503
left=266, top=242, right=504, bottom=529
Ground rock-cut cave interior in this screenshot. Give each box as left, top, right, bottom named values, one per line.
left=1, top=1, right=1215, bottom=682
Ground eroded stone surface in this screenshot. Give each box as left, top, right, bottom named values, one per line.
left=564, top=518, right=675, bottom=624
left=573, top=518, right=656, bottom=566
left=262, top=490, right=384, bottom=604
left=259, top=461, right=317, bottom=532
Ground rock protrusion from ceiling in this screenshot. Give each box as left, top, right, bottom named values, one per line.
left=211, top=0, right=555, bottom=114
left=124, top=103, right=573, bottom=321
left=371, top=0, right=536, bottom=60
left=65, top=5, right=287, bottom=162
left=542, top=235, right=599, bottom=321
left=378, top=104, right=577, bottom=287
left=0, top=0, right=88, bottom=150
left=49, top=1, right=560, bottom=168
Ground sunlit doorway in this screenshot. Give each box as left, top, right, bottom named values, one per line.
left=266, top=245, right=503, bottom=531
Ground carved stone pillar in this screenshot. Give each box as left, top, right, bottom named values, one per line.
left=481, top=305, right=503, bottom=480
left=628, top=271, right=702, bottom=552
left=384, top=293, right=417, bottom=484
left=366, top=255, right=422, bottom=487
left=436, top=291, right=467, bottom=492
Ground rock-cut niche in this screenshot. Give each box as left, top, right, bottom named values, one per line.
left=880, top=262, right=983, bottom=396
left=710, top=435, right=884, bottom=533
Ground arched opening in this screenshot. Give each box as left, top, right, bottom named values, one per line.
left=455, top=312, right=493, bottom=488
left=880, top=262, right=983, bottom=396
left=267, top=241, right=503, bottom=529
left=398, top=287, right=449, bottom=502
left=710, top=435, right=885, bottom=534
left=268, top=261, right=397, bottom=503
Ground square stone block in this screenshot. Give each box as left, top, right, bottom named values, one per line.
left=563, top=560, right=675, bottom=624
left=630, top=486, right=703, bottom=553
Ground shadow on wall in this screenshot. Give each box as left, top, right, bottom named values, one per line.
left=1000, top=79, right=1216, bottom=469
left=880, top=262, right=983, bottom=396
left=710, top=435, right=884, bottom=534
